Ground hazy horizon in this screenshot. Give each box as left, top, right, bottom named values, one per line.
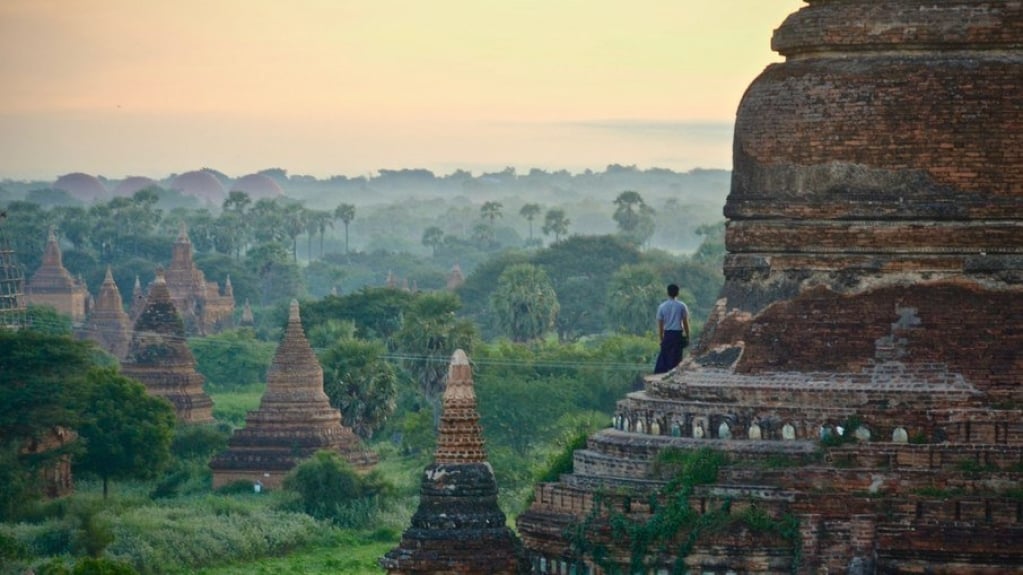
left=0, top=1, right=803, bottom=181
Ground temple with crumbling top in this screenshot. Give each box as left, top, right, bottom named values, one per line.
left=210, top=300, right=376, bottom=489
left=80, top=267, right=132, bottom=360
left=163, top=223, right=234, bottom=335
left=517, top=1, right=1023, bottom=573
left=381, top=349, right=528, bottom=575
left=121, top=269, right=214, bottom=424
left=25, top=229, right=88, bottom=323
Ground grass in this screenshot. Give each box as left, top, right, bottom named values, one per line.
left=209, top=386, right=265, bottom=428
left=193, top=530, right=394, bottom=575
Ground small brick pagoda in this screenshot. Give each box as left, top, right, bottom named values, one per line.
left=381, top=349, right=528, bottom=575
left=121, top=268, right=214, bottom=423
left=25, top=229, right=87, bottom=323
left=517, top=2, right=1023, bottom=573
left=210, top=300, right=376, bottom=489
left=164, top=223, right=234, bottom=335
left=80, top=267, right=132, bottom=360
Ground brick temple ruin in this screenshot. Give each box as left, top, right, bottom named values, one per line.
left=121, top=269, right=214, bottom=424
left=80, top=267, right=132, bottom=360
left=210, top=300, right=376, bottom=489
left=517, top=1, right=1023, bottom=573
left=381, top=349, right=528, bottom=575
left=25, top=229, right=88, bottom=323
left=164, top=223, right=234, bottom=335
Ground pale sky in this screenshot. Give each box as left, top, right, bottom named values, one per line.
left=0, top=1, right=803, bottom=180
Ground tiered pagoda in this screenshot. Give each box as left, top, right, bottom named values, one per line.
left=210, top=300, right=376, bottom=489
left=163, top=223, right=234, bottom=335
left=121, top=269, right=214, bottom=423
left=518, top=1, right=1023, bottom=573
left=381, top=349, right=528, bottom=575
left=25, top=229, right=87, bottom=322
left=80, top=267, right=132, bottom=359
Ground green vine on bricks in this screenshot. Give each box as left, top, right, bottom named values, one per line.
left=564, top=448, right=802, bottom=574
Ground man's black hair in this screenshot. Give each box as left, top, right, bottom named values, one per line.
left=667, top=284, right=679, bottom=297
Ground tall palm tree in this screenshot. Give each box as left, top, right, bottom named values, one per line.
left=542, top=209, right=570, bottom=243
left=335, top=203, right=356, bottom=255
left=519, top=203, right=541, bottom=243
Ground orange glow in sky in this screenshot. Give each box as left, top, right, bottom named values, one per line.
left=0, top=1, right=803, bottom=179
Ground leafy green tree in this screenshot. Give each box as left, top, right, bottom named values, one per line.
left=392, top=291, right=477, bottom=406
left=0, top=333, right=118, bottom=512
left=222, top=189, right=252, bottom=214
left=519, top=203, right=541, bottom=244
left=480, top=201, right=503, bottom=244
left=542, top=208, right=570, bottom=243
left=307, top=209, right=334, bottom=259
left=605, top=264, right=665, bottom=336
left=613, top=190, right=656, bottom=246
left=319, top=338, right=398, bottom=440
left=492, top=264, right=559, bottom=342
left=335, top=203, right=356, bottom=254
left=532, top=235, right=642, bottom=341
left=281, top=203, right=308, bottom=261
left=188, top=329, right=275, bottom=391
left=301, top=287, right=411, bottom=341
left=75, top=368, right=176, bottom=498
left=421, top=226, right=444, bottom=256
left=282, top=451, right=390, bottom=527
left=245, top=242, right=305, bottom=306
left=692, top=221, right=726, bottom=267
left=250, top=199, right=288, bottom=244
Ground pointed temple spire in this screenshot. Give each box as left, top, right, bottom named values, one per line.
left=26, top=228, right=87, bottom=322
left=81, top=266, right=132, bottom=359
left=210, top=299, right=376, bottom=489
left=446, top=263, right=464, bottom=291
left=240, top=298, right=254, bottom=327
left=121, top=267, right=214, bottom=423
left=381, top=349, right=528, bottom=575
left=434, top=349, right=487, bottom=464
left=164, top=221, right=234, bottom=335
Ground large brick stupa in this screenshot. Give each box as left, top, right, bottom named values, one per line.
left=81, top=267, right=132, bottom=360
left=518, top=2, right=1023, bottom=574
left=121, top=269, right=214, bottom=424
left=210, top=300, right=376, bottom=489
left=25, top=229, right=87, bottom=323
left=381, top=349, right=528, bottom=575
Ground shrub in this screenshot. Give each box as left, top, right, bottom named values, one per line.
left=281, top=451, right=392, bottom=528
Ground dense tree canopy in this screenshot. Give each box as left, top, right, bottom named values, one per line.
left=492, top=264, right=559, bottom=342
left=74, top=369, right=176, bottom=498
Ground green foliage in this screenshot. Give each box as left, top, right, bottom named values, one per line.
left=300, top=288, right=410, bottom=341
left=71, top=557, right=138, bottom=575
left=605, top=264, right=664, bottom=336
left=491, top=263, right=559, bottom=342
left=25, top=305, right=74, bottom=336
left=531, top=235, right=642, bottom=341
left=208, top=386, right=264, bottom=429
left=537, top=431, right=590, bottom=483
left=319, top=338, right=398, bottom=440
left=170, top=424, right=230, bottom=462
left=75, top=369, right=176, bottom=497
left=0, top=332, right=96, bottom=519
left=392, top=291, right=477, bottom=402
left=281, top=452, right=391, bottom=528
left=189, top=330, right=275, bottom=391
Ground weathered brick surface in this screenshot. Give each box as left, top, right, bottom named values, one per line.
left=517, top=1, right=1023, bottom=573
left=210, top=301, right=374, bottom=488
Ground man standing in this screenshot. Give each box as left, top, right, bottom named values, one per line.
left=653, top=284, right=690, bottom=374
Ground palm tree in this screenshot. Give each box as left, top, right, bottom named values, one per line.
left=542, top=209, right=570, bottom=243
left=282, top=203, right=307, bottom=262
left=519, top=203, right=541, bottom=243
left=422, top=226, right=444, bottom=256
left=335, top=203, right=356, bottom=255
